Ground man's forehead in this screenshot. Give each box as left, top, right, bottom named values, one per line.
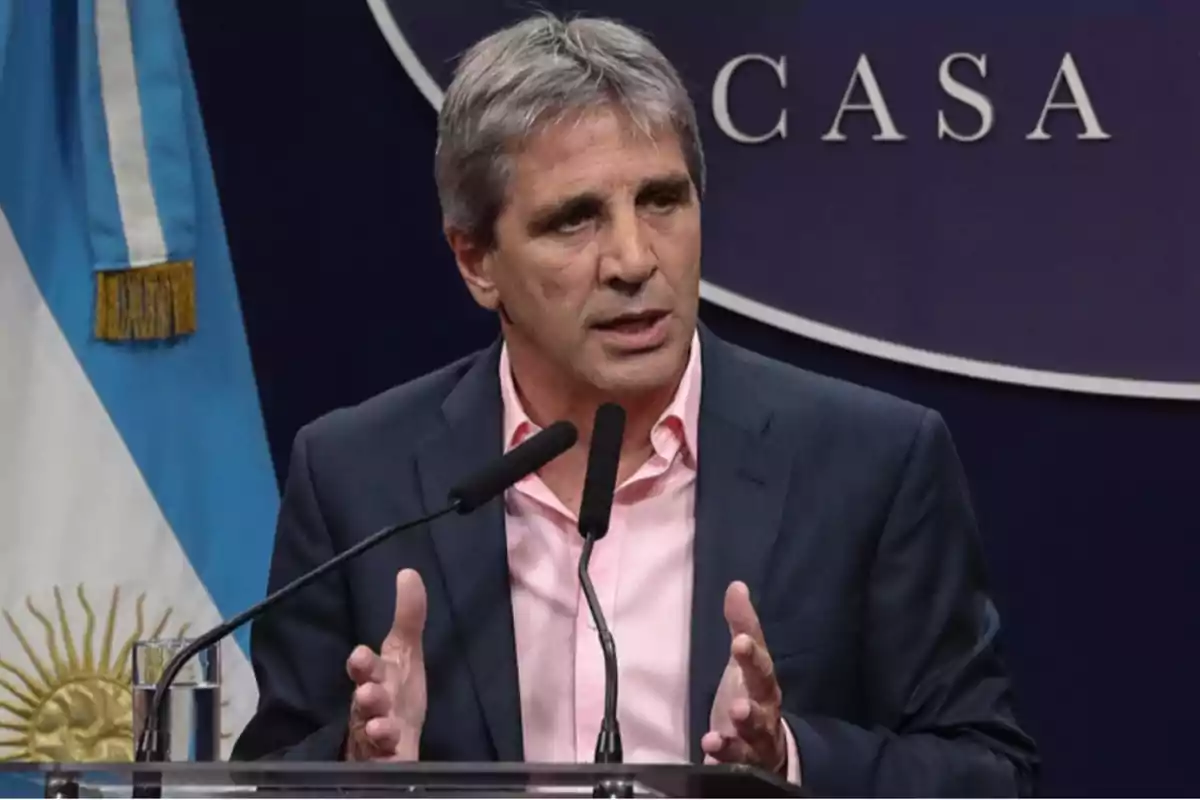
left=508, top=110, right=688, bottom=204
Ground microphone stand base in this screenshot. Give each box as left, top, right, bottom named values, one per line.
left=130, top=773, right=162, bottom=800
left=593, top=777, right=636, bottom=798
left=43, top=773, right=79, bottom=799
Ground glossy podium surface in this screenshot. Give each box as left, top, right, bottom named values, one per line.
left=0, top=761, right=804, bottom=798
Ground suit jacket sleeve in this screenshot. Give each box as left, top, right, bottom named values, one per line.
left=783, top=410, right=1038, bottom=796
left=231, top=424, right=356, bottom=761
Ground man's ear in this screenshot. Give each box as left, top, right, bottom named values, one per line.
left=445, top=225, right=499, bottom=311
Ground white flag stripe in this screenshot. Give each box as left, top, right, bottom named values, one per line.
left=94, top=0, right=168, bottom=268
left=0, top=211, right=254, bottom=758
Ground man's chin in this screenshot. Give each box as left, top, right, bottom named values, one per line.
left=587, top=344, right=687, bottom=398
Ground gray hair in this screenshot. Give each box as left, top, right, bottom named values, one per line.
left=434, top=12, right=706, bottom=248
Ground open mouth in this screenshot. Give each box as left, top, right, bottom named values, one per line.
left=590, top=310, right=671, bottom=351
left=592, top=309, right=668, bottom=333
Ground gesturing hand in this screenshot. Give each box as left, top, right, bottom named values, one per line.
left=702, top=581, right=789, bottom=776
left=344, top=568, right=428, bottom=761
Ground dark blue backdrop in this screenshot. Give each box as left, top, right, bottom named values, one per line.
left=378, top=0, right=1200, bottom=387
left=176, top=1, right=1200, bottom=794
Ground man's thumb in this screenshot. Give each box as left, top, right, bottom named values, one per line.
left=391, top=568, right=427, bottom=643
left=723, top=580, right=764, bottom=644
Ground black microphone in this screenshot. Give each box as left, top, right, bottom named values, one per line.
left=133, top=419, right=577, bottom=768
left=449, top=420, right=579, bottom=512
left=577, top=402, right=625, bottom=774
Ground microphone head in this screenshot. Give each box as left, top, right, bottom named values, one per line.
left=578, top=402, right=625, bottom=540
left=449, top=420, right=577, bottom=513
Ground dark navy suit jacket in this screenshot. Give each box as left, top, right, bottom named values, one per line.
left=232, top=327, right=1038, bottom=796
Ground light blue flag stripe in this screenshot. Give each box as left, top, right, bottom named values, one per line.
left=76, top=0, right=133, bottom=271
left=0, top=1, right=278, bottom=649
left=125, top=0, right=195, bottom=264
left=0, top=1, right=11, bottom=86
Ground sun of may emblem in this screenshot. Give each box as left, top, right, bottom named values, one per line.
left=0, top=585, right=189, bottom=762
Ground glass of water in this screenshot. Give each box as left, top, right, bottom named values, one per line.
left=131, top=638, right=220, bottom=762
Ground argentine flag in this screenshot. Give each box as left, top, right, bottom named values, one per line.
left=0, top=1, right=278, bottom=761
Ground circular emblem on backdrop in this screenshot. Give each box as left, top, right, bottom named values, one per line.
left=366, top=0, right=1200, bottom=400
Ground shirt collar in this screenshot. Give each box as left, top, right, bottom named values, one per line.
left=499, top=330, right=702, bottom=467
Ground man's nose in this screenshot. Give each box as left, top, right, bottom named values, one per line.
left=598, top=207, right=656, bottom=290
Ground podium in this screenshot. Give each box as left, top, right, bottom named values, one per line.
left=0, top=761, right=805, bottom=798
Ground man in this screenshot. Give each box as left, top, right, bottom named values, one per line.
left=232, top=12, right=1038, bottom=796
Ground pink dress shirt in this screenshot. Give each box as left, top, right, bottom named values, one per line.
left=498, top=333, right=800, bottom=781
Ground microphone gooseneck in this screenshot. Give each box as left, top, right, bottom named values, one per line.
left=578, top=533, right=622, bottom=763
left=576, top=402, right=626, bottom=774
left=133, top=420, right=578, bottom=769
left=133, top=503, right=457, bottom=764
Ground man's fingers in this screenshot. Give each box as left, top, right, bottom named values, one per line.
left=700, top=731, right=724, bottom=762
left=702, top=701, right=779, bottom=770
left=723, top=581, right=765, bottom=646
left=346, top=645, right=387, bottom=685
left=347, top=678, right=398, bottom=760
left=362, top=716, right=403, bottom=753
left=700, top=730, right=755, bottom=765
left=348, top=714, right=402, bottom=760
left=731, top=633, right=779, bottom=705
left=351, top=681, right=392, bottom=721
left=729, top=697, right=777, bottom=755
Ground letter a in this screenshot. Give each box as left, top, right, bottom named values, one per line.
left=1027, top=53, right=1112, bottom=141
left=822, top=54, right=907, bottom=142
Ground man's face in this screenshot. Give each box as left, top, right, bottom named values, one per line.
left=454, top=107, right=702, bottom=398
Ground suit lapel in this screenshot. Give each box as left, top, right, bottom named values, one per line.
left=415, top=340, right=524, bottom=762
left=688, top=330, right=793, bottom=761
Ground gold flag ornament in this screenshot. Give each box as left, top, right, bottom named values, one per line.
left=94, top=261, right=197, bottom=341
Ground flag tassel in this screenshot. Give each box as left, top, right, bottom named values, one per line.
left=94, top=261, right=197, bottom=341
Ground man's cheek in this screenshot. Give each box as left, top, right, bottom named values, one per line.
left=536, top=274, right=575, bottom=306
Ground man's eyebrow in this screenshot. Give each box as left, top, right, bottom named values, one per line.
left=527, top=192, right=605, bottom=234
left=526, top=172, right=694, bottom=234
left=637, top=174, right=693, bottom=199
